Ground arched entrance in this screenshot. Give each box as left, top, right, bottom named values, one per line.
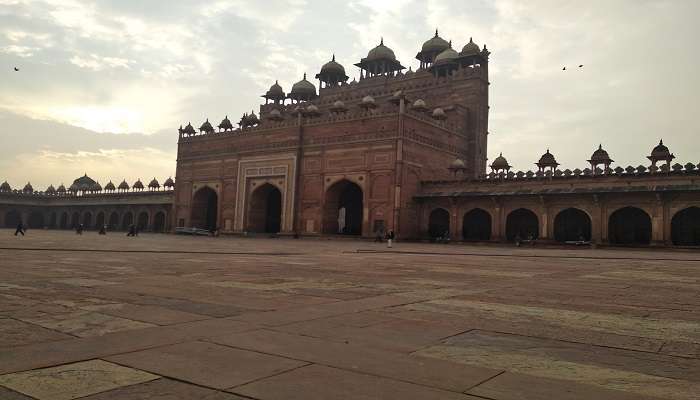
left=608, top=207, right=651, bottom=245
left=4, top=210, right=21, bottom=228
left=428, top=208, right=450, bottom=239
left=671, top=207, right=700, bottom=246
left=28, top=212, right=44, bottom=229
left=82, top=212, right=92, bottom=228
left=247, top=184, right=282, bottom=233
left=191, top=187, right=218, bottom=230
left=323, top=180, right=363, bottom=235
left=95, top=212, right=105, bottom=229
left=122, top=212, right=134, bottom=230
left=71, top=212, right=80, bottom=228
left=462, top=208, right=491, bottom=241
left=137, top=212, right=149, bottom=231
left=554, top=208, right=592, bottom=242
left=108, top=212, right=119, bottom=230
left=59, top=212, right=69, bottom=229
left=153, top=211, right=166, bottom=232
left=49, top=212, right=57, bottom=228
left=506, top=208, right=539, bottom=241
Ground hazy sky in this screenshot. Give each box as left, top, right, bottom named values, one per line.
left=1, top=0, right=699, bottom=189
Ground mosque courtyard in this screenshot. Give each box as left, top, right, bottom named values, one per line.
left=0, top=230, right=698, bottom=400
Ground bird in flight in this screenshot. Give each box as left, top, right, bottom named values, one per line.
left=14, top=67, right=19, bottom=71
left=562, top=66, right=566, bottom=70
left=579, top=64, right=584, bottom=68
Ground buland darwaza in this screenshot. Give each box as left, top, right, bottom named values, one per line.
left=2, top=32, right=700, bottom=246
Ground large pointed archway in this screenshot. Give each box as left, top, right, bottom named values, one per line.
left=247, top=183, right=282, bottom=233
left=323, top=180, right=363, bottom=235
left=462, top=208, right=491, bottom=241
left=428, top=208, right=450, bottom=239
left=671, top=207, right=700, bottom=246
left=506, top=208, right=539, bottom=241
left=191, top=187, right=218, bottom=230
left=4, top=210, right=21, bottom=228
left=554, top=208, right=591, bottom=242
left=608, top=207, right=651, bottom=245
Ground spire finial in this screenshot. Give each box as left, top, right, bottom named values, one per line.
left=598, top=144, right=602, bottom=150
left=303, top=72, right=307, bottom=80
left=380, top=37, right=384, bottom=45
left=435, top=28, right=438, bottom=37
left=499, top=152, right=503, bottom=156
left=469, top=37, right=473, bottom=43
left=659, top=139, right=663, bottom=145
left=332, top=54, right=335, bottom=61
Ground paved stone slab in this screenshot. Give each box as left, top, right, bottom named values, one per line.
left=468, top=372, right=661, bottom=400
left=80, top=378, right=248, bottom=399
left=209, top=328, right=500, bottom=392
left=0, top=359, right=158, bottom=400
left=81, top=303, right=210, bottom=325
left=0, top=386, right=33, bottom=400
left=233, top=364, right=482, bottom=400
left=107, top=341, right=307, bottom=389
left=0, top=318, right=73, bottom=347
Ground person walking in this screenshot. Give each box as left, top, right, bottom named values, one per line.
left=386, top=229, right=395, bottom=248
left=14, top=221, right=25, bottom=236
left=98, top=225, right=107, bottom=235
left=126, top=224, right=136, bottom=237
left=76, top=224, right=83, bottom=235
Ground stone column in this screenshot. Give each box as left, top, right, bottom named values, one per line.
left=590, top=195, right=603, bottom=245
left=651, top=194, right=665, bottom=246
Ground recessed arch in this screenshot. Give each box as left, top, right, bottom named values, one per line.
left=191, top=187, right=218, bottom=230
left=608, top=206, right=651, bottom=245
left=108, top=211, right=119, bottom=230
left=671, top=206, right=700, bottom=246
left=462, top=208, right=491, bottom=241
left=428, top=208, right=450, bottom=239
left=4, top=210, right=21, bottom=228
left=28, top=211, right=44, bottom=229
left=247, top=183, right=282, bottom=233
left=82, top=212, right=92, bottom=229
left=554, top=208, right=592, bottom=242
left=59, top=212, right=69, bottom=229
left=323, top=179, right=363, bottom=235
left=153, top=211, right=167, bottom=233
left=71, top=212, right=80, bottom=228
left=122, top=211, right=134, bottom=230
left=506, top=208, right=539, bottom=241
left=95, top=211, right=105, bottom=229
left=48, top=212, right=57, bottom=229
left=137, top=211, right=149, bottom=231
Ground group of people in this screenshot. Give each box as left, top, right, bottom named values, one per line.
left=13, top=221, right=139, bottom=237
left=374, top=229, right=396, bottom=248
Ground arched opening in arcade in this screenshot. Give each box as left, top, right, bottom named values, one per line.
left=122, top=212, right=134, bottom=230
left=137, top=212, right=149, bottom=231
left=153, top=211, right=166, bottom=233
left=608, top=207, right=651, bottom=245
left=191, top=187, right=218, bottom=230
left=82, top=212, right=92, bottom=229
left=247, top=183, right=282, bottom=233
left=554, top=208, right=592, bottom=242
left=671, top=207, right=700, bottom=246
left=4, top=210, right=21, bottom=228
left=506, top=208, right=539, bottom=241
left=59, top=212, right=69, bottom=229
left=71, top=212, right=80, bottom=228
left=95, top=212, right=105, bottom=229
left=428, top=208, right=450, bottom=239
left=49, top=212, right=57, bottom=228
left=323, top=180, right=363, bottom=235
left=462, top=208, right=491, bottom=241
left=28, top=212, right=44, bottom=229
left=108, top=212, right=119, bottom=230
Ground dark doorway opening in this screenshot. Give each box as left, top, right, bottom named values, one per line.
left=49, top=212, right=57, bottom=229
left=5, top=210, right=21, bottom=228
left=71, top=212, right=80, bottom=228
left=428, top=208, right=450, bottom=239
left=554, top=208, right=592, bottom=242
left=122, top=212, right=134, bottom=230
left=671, top=207, right=700, bottom=246
left=82, top=212, right=92, bottom=229
left=153, top=212, right=166, bottom=232
left=506, top=208, right=539, bottom=241
left=462, top=208, right=491, bottom=241
left=108, top=212, right=119, bottom=230
left=59, top=212, right=68, bottom=229
left=95, top=212, right=105, bottom=229
left=137, top=212, right=149, bottom=231
left=191, top=187, right=218, bottom=230
left=247, top=184, right=282, bottom=233
left=323, top=180, right=363, bottom=235
left=608, top=207, right=651, bottom=245
left=28, top=212, right=44, bottom=229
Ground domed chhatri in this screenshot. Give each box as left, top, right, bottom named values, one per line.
left=316, top=55, right=348, bottom=88
left=267, top=108, right=284, bottom=121
left=132, top=179, right=144, bottom=191
left=199, top=119, right=214, bottom=134
left=355, top=38, right=405, bottom=79
left=148, top=177, right=160, bottom=190
left=588, top=144, right=613, bottom=173
left=648, top=139, right=675, bottom=169
left=118, top=179, right=130, bottom=192
left=412, top=99, right=428, bottom=113
left=104, top=181, right=116, bottom=192
left=262, top=80, right=285, bottom=104
left=23, top=182, right=34, bottom=193
left=182, top=122, right=196, bottom=136
left=288, top=73, right=317, bottom=103
left=536, top=149, right=560, bottom=172
left=490, top=153, right=511, bottom=172
left=448, top=158, right=467, bottom=176
left=1, top=181, right=12, bottom=192
left=330, top=100, right=348, bottom=114
left=434, top=46, right=459, bottom=64
left=163, top=177, right=175, bottom=189
left=46, top=184, right=56, bottom=194
left=305, top=104, right=321, bottom=117
left=360, top=95, right=377, bottom=110
left=57, top=184, right=66, bottom=194
left=431, top=107, right=447, bottom=120
left=71, top=174, right=100, bottom=193
left=416, top=29, right=451, bottom=68
left=461, top=37, right=480, bottom=56
left=218, top=115, right=234, bottom=132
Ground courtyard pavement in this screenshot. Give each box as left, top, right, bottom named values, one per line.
left=0, top=230, right=699, bottom=399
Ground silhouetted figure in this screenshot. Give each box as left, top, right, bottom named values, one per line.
left=14, top=222, right=25, bottom=236
left=374, top=229, right=384, bottom=243
left=386, top=230, right=395, bottom=248
left=578, top=64, right=583, bottom=68
left=126, top=224, right=136, bottom=237
left=76, top=224, right=83, bottom=235
left=562, top=67, right=566, bottom=70
left=14, top=67, right=19, bottom=71
left=98, top=225, right=106, bottom=235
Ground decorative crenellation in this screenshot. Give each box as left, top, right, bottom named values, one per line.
left=0, top=174, right=175, bottom=197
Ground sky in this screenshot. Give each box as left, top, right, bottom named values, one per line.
left=1, top=0, right=699, bottom=189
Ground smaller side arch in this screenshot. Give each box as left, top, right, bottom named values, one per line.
left=462, top=208, right=492, bottom=241
left=506, top=208, right=539, bottom=241
left=428, top=208, right=450, bottom=239
left=671, top=206, right=700, bottom=246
